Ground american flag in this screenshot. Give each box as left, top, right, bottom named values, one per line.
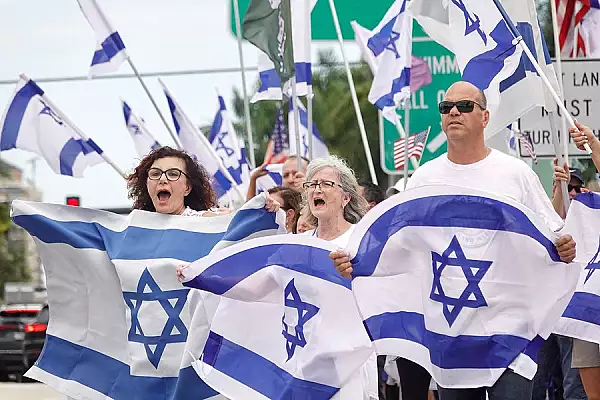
left=263, top=108, right=288, bottom=164
left=514, top=129, right=538, bottom=164
left=393, top=129, right=429, bottom=170
left=556, top=0, right=593, bottom=57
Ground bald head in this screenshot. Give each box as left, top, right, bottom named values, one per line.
left=445, top=81, right=487, bottom=109
left=441, top=81, right=490, bottom=146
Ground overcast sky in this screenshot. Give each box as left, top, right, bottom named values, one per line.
left=0, top=0, right=362, bottom=208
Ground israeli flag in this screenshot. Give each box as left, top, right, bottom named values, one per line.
left=366, top=0, right=413, bottom=119
left=256, top=163, right=284, bottom=193
left=555, top=192, right=600, bottom=345
left=288, top=99, right=329, bottom=159
left=122, top=101, right=161, bottom=158
left=250, top=0, right=316, bottom=102
left=0, top=75, right=105, bottom=177
left=410, top=0, right=525, bottom=139
left=160, top=80, right=242, bottom=202
left=77, top=0, right=128, bottom=77
left=11, top=195, right=285, bottom=400
left=208, top=96, right=249, bottom=200
left=347, top=185, right=579, bottom=388
left=181, top=235, right=374, bottom=399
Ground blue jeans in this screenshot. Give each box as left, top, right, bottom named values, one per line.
left=437, top=369, right=532, bottom=400
left=532, top=334, right=587, bottom=400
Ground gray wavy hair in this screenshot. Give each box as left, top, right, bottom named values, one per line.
left=302, top=155, right=368, bottom=227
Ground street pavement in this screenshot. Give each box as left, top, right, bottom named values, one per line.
left=0, top=382, right=67, bottom=400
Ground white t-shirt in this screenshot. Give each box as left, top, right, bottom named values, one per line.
left=406, top=149, right=564, bottom=231
left=303, top=224, right=356, bottom=247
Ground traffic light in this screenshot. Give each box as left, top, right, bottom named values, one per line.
left=66, top=196, right=80, bottom=207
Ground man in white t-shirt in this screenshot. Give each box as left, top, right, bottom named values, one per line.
left=332, top=81, right=577, bottom=400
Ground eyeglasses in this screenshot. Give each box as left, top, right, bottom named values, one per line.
left=302, top=180, right=343, bottom=191
left=439, top=100, right=486, bottom=114
left=147, top=167, right=188, bottom=181
left=568, top=184, right=582, bottom=193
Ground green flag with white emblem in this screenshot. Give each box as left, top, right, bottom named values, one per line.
left=242, top=0, right=295, bottom=90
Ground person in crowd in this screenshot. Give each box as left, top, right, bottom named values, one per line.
left=300, top=155, right=376, bottom=399
left=246, top=155, right=309, bottom=200
left=296, top=206, right=315, bottom=234
left=331, top=81, right=577, bottom=400
left=127, top=146, right=228, bottom=217
left=359, top=181, right=385, bottom=211
left=266, top=186, right=302, bottom=233
left=553, top=123, right=600, bottom=400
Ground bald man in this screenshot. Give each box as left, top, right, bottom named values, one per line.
left=333, top=81, right=577, bottom=400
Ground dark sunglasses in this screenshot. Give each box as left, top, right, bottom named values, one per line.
left=439, top=100, right=486, bottom=114
left=568, top=184, right=582, bottom=193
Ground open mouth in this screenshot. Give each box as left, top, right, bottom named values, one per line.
left=157, top=189, right=171, bottom=203
left=313, top=198, right=326, bottom=207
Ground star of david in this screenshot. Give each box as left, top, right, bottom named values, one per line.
left=384, top=30, right=401, bottom=59
left=122, top=268, right=189, bottom=369
left=129, top=123, right=142, bottom=135
left=215, top=131, right=235, bottom=157
left=38, top=102, right=64, bottom=126
left=281, top=279, right=319, bottom=361
left=430, top=236, right=492, bottom=327
left=302, top=134, right=309, bottom=157
left=584, top=237, right=600, bottom=284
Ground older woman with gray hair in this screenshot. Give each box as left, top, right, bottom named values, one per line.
left=300, top=155, right=377, bottom=400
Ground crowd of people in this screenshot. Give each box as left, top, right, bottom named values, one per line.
left=126, top=81, right=599, bottom=400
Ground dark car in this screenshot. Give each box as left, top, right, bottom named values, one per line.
left=22, top=304, right=48, bottom=374
left=0, top=304, right=44, bottom=380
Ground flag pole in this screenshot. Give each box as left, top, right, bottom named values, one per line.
left=291, top=76, right=304, bottom=172
left=491, top=0, right=593, bottom=155
left=402, top=101, right=410, bottom=189
left=232, top=0, right=257, bottom=168
left=549, top=0, right=570, bottom=168
left=305, top=0, right=314, bottom=160
left=549, top=111, right=571, bottom=214
left=328, top=0, right=378, bottom=185
left=33, top=95, right=126, bottom=179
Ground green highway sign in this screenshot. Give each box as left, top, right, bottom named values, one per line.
left=230, top=0, right=431, bottom=40
left=380, top=31, right=460, bottom=176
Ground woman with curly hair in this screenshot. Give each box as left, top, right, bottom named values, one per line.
left=127, top=146, right=227, bottom=217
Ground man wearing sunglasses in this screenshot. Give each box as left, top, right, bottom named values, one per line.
left=389, top=81, right=576, bottom=400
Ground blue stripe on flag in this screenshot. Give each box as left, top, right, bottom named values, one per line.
left=352, top=195, right=561, bottom=277
left=91, top=32, right=126, bottom=66
left=373, top=68, right=411, bottom=110
left=257, top=62, right=312, bottom=92
left=184, top=243, right=351, bottom=294
left=203, top=331, right=338, bottom=399
left=165, top=94, right=181, bottom=134
left=208, top=109, right=223, bottom=143
left=269, top=172, right=283, bottom=186
left=364, top=311, right=531, bottom=369
left=500, top=23, right=537, bottom=93
left=220, top=208, right=279, bottom=243
left=59, top=138, right=100, bottom=176
left=573, top=192, right=600, bottom=210
left=12, top=214, right=224, bottom=262
left=37, top=335, right=218, bottom=400
left=591, top=0, right=599, bottom=9
left=0, top=80, right=44, bottom=150
left=562, top=292, right=600, bottom=326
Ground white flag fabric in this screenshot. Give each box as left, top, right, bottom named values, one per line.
left=122, top=101, right=161, bottom=158
left=581, top=0, right=600, bottom=57
left=181, top=234, right=373, bottom=399
left=256, top=163, right=284, bottom=193
left=250, top=0, right=317, bottom=102
left=208, top=96, right=249, bottom=201
left=12, top=195, right=285, bottom=400
left=0, top=75, right=105, bottom=177
left=161, top=81, right=240, bottom=201
left=366, top=0, right=413, bottom=119
left=76, top=0, right=128, bottom=77
left=554, top=192, right=600, bottom=345
left=288, top=99, right=329, bottom=159
left=409, top=0, right=529, bottom=139
left=347, top=185, right=579, bottom=388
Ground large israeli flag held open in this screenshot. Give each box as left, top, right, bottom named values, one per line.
left=555, top=192, right=600, bottom=345
left=250, top=0, right=316, bottom=102
left=347, top=185, right=579, bottom=388
left=11, top=195, right=285, bottom=400
left=0, top=75, right=105, bottom=177
left=180, top=235, right=373, bottom=400
left=76, top=0, right=128, bottom=77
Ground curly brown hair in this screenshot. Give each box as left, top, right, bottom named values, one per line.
left=127, top=146, right=217, bottom=212
left=268, top=186, right=302, bottom=233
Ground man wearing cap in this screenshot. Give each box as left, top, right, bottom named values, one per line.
left=552, top=165, right=589, bottom=219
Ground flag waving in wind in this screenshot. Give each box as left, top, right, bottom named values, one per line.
left=122, top=101, right=161, bottom=158
left=0, top=75, right=106, bottom=177
left=288, top=99, right=328, bottom=159
left=76, top=0, right=128, bottom=77
left=243, top=0, right=295, bottom=92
